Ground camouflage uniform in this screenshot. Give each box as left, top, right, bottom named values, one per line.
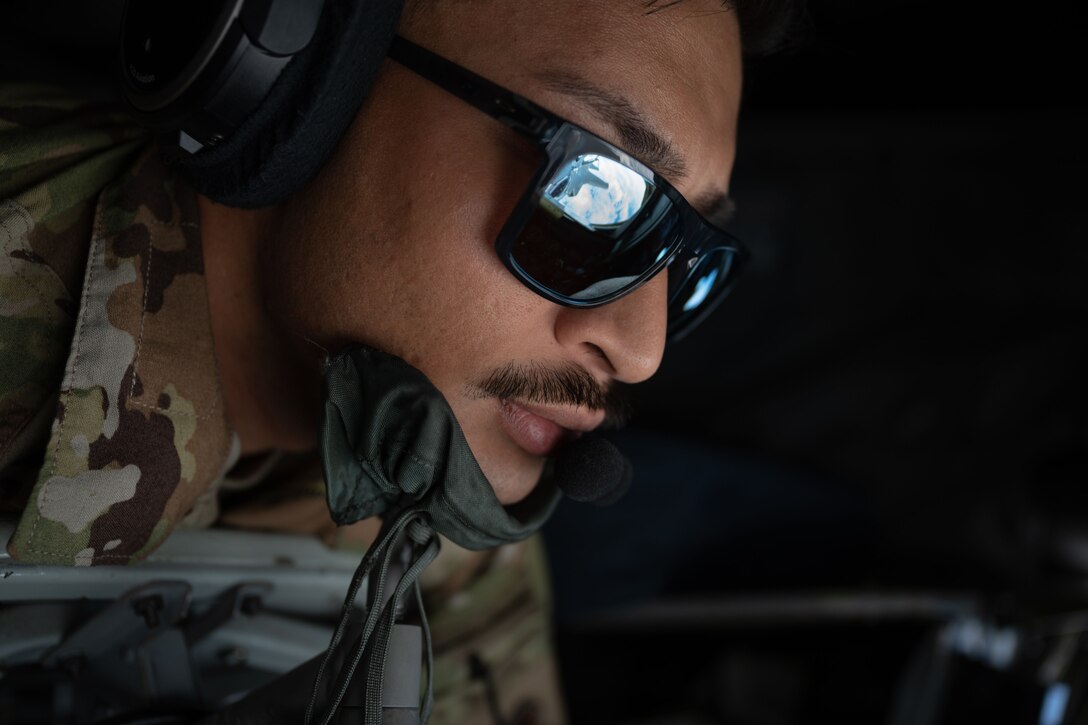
left=0, top=84, right=566, bottom=723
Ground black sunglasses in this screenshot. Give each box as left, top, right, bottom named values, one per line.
left=387, top=36, right=747, bottom=342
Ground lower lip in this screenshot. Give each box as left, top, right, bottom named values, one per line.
left=498, top=400, right=566, bottom=457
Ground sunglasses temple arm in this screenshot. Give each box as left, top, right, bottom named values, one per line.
left=387, top=35, right=563, bottom=145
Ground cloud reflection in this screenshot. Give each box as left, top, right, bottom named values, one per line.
left=544, top=154, right=651, bottom=228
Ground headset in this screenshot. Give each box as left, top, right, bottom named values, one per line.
left=119, top=0, right=405, bottom=208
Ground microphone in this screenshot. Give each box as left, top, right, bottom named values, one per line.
left=552, top=434, right=633, bottom=506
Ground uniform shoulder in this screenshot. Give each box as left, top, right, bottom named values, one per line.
left=0, top=83, right=152, bottom=220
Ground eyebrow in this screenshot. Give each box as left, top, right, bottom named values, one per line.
left=535, top=70, right=690, bottom=180
left=535, top=69, right=735, bottom=229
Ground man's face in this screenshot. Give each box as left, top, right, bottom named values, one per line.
left=264, top=0, right=742, bottom=502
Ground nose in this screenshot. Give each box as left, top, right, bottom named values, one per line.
left=553, top=272, right=668, bottom=384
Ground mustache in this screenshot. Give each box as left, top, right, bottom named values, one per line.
left=473, top=362, right=632, bottom=428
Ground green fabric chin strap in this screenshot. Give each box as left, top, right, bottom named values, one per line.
left=320, top=343, right=560, bottom=549
left=309, top=344, right=562, bottom=723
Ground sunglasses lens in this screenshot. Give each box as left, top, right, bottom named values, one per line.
left=509, top=153, right=682, bottom=302
left=667, top=247, right=739, bottom=339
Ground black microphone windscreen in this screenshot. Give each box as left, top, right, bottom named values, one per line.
left=552, top=434, right=632, bottom=506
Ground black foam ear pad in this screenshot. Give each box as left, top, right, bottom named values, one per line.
left=163, top=0, right=405, bottom=208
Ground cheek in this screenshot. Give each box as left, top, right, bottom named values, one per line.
left=378, top=148, right=542, bottom=347
left=297, top=128, right=544, bottom=364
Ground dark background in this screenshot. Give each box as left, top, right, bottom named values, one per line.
left=545, top=2, right=1088, bottom=723
left=640, top=0, right=1088, bottom=589
left=648, top=0, right=1087, bottom=589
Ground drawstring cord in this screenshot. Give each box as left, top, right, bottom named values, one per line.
left=305, top=507, right=441, bottom=725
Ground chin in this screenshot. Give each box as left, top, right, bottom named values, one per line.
left=481, top=455, right=546, bottom=505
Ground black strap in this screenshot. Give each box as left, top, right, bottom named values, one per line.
left=305, top=507, right=440, bottom=725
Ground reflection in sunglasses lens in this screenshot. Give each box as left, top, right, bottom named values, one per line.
left=668, top=247, right=736, bottom=336
left=512, top=153, right=680, bottom=302
left=542, top=154, right=652, bottom=228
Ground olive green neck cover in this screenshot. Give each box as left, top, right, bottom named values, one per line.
left=320, top=344, right=561, bottom=550
left=312, top=344, right=562, bottom=722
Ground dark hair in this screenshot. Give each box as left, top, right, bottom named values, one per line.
left=407, top=1, right=802, bottom=59
left=642, top=0, right=803, bottom=56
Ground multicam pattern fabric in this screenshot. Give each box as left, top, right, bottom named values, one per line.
left=0, top=86, right=143, bottom=495
left=1, top=84, right=236, bottom=565
left=427, top=535, right=568, bottom=724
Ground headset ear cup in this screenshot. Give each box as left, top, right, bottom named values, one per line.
left=164, top=0, right=406, bottom=208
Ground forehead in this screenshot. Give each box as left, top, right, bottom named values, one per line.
left=404, top=0, right=742, bottom=192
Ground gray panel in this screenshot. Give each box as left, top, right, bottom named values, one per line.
left=0, top=521, right=365, bottom=618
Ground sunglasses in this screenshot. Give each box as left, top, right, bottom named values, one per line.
left=387, top=36, right=747, bottom=342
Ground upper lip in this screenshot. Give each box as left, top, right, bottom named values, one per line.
left=502, top=399, right=605, bottom=433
